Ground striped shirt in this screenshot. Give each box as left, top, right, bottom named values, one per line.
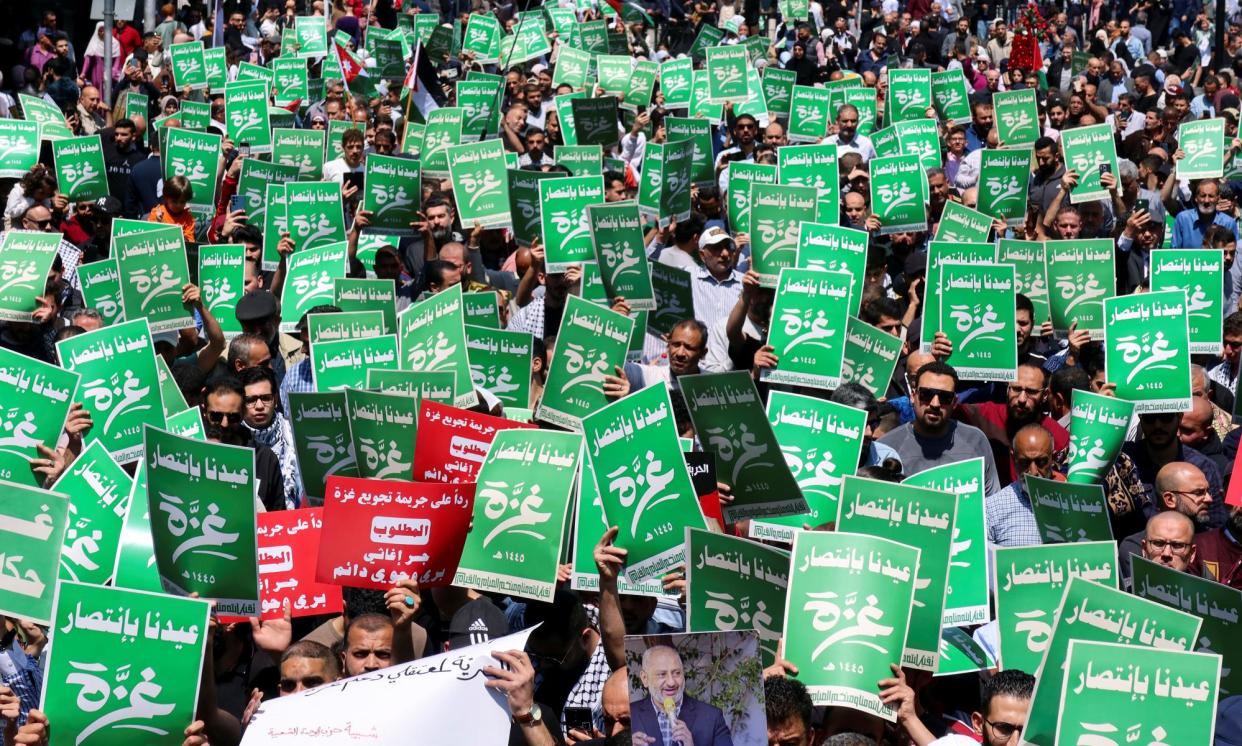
left=279, top=358, right=315, bottom=415
left=985, top=480, right=1042, bottom=548
left=690, top=267, right=743, bottom=331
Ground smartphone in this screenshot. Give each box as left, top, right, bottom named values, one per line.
left=343, top=172, right=365, bottom=192
left=1099, top=163, right=1111, bottom=175
left=239, top=142, right=251, bottom=157
left=1136, top=197, right=1150, bottom=212
left=229, top=195, right=247, bottom=214
left=563, top=706, right=594, bottom=734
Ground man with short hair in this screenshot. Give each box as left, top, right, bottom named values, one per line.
left=1178, top=396, right=1229, bottom=476
left=324, top=127, right=365, bottom=183
left=225, top=334, right=273, bottom=376
left=1194, top=504, right=1242, bottom=589
left=568, top=670, right=631, bottom=744
left=691, top=227, right=744, bottom=330
left=240, top=366, right=301, bottom=510
left=826, top=105, right=876, bottom=162
left=624, top=320, right=709, bottom=392
left=879, top=361, right=1002, bottom=494
left=1208, top=311, right=1242, bottom=401
left=630, top=645, right=732, bottom=746
left=927, top=669, right=1035, bottom=746
left=959, top=362, right=1070, bottom=484
left=985, top=424, right=1057, bottom=548
left=764, top=676, right=814, bottom=746
left=277, top=641, right=340, bottom=695
left=200, top=376, right=287, bottom=512
left=1122, top=413, right=1225, bottom=528
left=1173, top=179, right=1240, bottom=249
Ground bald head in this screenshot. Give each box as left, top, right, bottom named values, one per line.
left=1190, top=364, right=1208, bottom=397
left=1141, top=510, right=1197, bottom=571
left=1155, top=461, right=1211, bottom=527
left=906, top=351, right=936, bottom=377
left=1178, top=396, right=1213, bottom=449
left=1013, top=423, right=1054, bottom=478
left=601, top=670, right=630, bottom=736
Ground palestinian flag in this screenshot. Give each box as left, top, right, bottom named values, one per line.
left=404, top=42, right=446, bottom=123
left=604, top=0, right=654, bottom=26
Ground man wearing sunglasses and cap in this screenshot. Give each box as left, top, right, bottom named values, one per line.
left=878, top=360, right=1003, bottom=495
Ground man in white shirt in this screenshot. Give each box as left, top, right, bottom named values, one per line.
left=322, top=127, right=365, bottom=183
left=826, top=104, right=877, bottom=162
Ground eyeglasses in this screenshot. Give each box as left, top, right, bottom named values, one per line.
left=204, top=410, right=238, bottom=424
left=984, top=718, right=1024, bottom=740
left=1167, top=487, right=1211, bottom=499
left=278, top=676, right=326, bottom=693
left=1143, top=538, right=1194, bottom=553
left=916, top=386, right=956, bottom=405
left=244, top=393, right=274, bottom=406
left=24, top=218, right=52, bottom=229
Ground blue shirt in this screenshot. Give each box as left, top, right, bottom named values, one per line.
left=1171, top=209, right=1241, bottom=249
left=985, top=480, right=1042, bottom=548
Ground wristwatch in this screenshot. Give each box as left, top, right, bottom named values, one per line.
left=512, top=706, right=543, bottom=726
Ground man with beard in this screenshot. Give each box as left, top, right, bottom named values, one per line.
left=1172, top=179, right=1240, bottom=249
left=879, top=361, right=1003, bottom=495
left=690, top=227, right=743, bottom=329
left=826, top=105, right=876, bottom=162
left=1027, top=137, right=1066, bottom=214
left=1118, top=465, right=1210, bottom=585
left=1195, top=504, right=1242, bottom=589
left=402, top=194, right=465, bottom=278
left=201, top=376, right=286, bottom=512
left=239, top=366, right=302, bottom=510
left=964, top=100, right=994, bottom=154
left=958, top=363, right=1069, bottom=484
left=1123, top=413, right=1226, bottom=528
left=100, top=119, right=147, bottom=200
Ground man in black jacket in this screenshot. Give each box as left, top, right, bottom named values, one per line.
left=201, top=375, right=286, bottom=512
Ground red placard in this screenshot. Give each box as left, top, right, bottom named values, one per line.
left=1227, top=446, right=1242, bottom=507
left=412, top=400, right=535, bottom=483
left=316, top=475, right=475, bottom=589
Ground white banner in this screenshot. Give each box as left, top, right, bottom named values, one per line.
left=241, top=628, right=535, bottom=744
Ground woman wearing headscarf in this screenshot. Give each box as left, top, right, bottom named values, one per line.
left=80, top=22, right=123, bottom=92
left=784, top=41, right=818, bottom=86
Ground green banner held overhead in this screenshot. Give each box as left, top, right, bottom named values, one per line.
left=0, top=231, right=61, bottom=322
left=750, top=183, right=818, bottom=287
left=993, top=541, right=1118, bottom=674
left=582, top=383, right=707, bottom=582
left=1177, top=118, right=1227, bottom=179
left=684, top=527, right=789, bottom=667
left=680, top=371, right=808, bottom=522
left=1133, top=555, right=1242, bottom=696
left=992, top=88, right=1040, bottom=147
left=363, top=154, right=421, bottom=235
left=1103, top=290, right=1193, bottom=414
left=836, top=476, right=957, bottom=672
left=1046, top=238, right=1115, bottom=338
left=168, top=40, right=208, bottom=89
left=997, top=238, right=1049, bottom=323
left=869, top=155, right=927, bottom=234
left=447, top=139, right=512, bottom=229
left=541, top=174, right=605, bottom=272
left=727, top=162, right=778, bottom=236
left=648, top=262, right=694, bottom=337
left=57, top=320, right=164, bottom=465
left=278, top=242, right=348, bottom=332
left=706, top=45, right=750, bottom=103
left=1025, top=475, right=1114, bottom=543
left=763, top=268, right=852, bottom=389
left=537, top=295, right=633, bottom=431
left=934, top=200, right=994, bottom=243
left=841, top=316, right=904, bottom=398
left=146, top=425, right=258, bottom=615
left=778, top=144, right=840, bottom=227
left=788, top=85, right=831, bottom=142
left=1150, top=248, right=1224, bottom=355
left=795, top=223, right=866, bottom=310
left=312, top=334, right=399, bottom=393
left=398, top=285, right=476, bottom=408
left=454, top=429, right=582, bottom=601
left=1065, top=389, right=1135, bottom=484
left=467, top=325, right=533, bottom=409
left=54, top=440, right=133, bottom=585
left=0, top=346, right=78, bottom=488
left=1060, top=123, right=1120, bottom=203
left=904, top=458, right=990, bottom=626
left=886, top=68, right=933, bottom=124
left=288, top=392, right=356, bottom=506
left=225, top=79, right=272, bottom=152
left=784, top=531, right=919, bottom=719
left=930, top=69, right=971, bottom=124
left=0, top=120, right=40, bottom=178
left=1022, top=577, right=1203, bottom=746
left=978, top=148, right=1032, bottom=226
left=52, top=135, right=109, bottom=201
left=637, top=140, right=694, bottom=229
left=588, top=201, right=656, bottom=310
left=272, top=127, right=326, bottom=178
left=0, top=480, right=69, bottom=624
left=287, top=181, right=347, bottom=250
left=344, top=387, right=416, bottom=480
left=938, top=261, right=1017, bottom=382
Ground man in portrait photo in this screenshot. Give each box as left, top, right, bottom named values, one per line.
left=630, top=644, right=734, bottom=746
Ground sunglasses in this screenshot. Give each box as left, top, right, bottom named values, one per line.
left=916, top=386, right=956, bottom=405
left=204, top=409, right=238, bottom=424
left=278, top=676, right=326, bottom=693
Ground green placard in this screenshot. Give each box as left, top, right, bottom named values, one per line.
left=553, top=47, right=592, bottom=90
left=198, top=243, right=245, bottom=335
left=236, top=158, right=298, bottom=231
left=680, top=371, right=808, bottom=522
left=938, top=261, right=1018, bottom=382
left=344, top=387, right=416, bottom=480
left=272, top=56, right=308, bottom=107
left=841, top=316, right=904, bottom=398
left=1046, top=238, right=1115, bottom=338
left=54, top=440, right=132, bottom=585
left=979, top=148, right=1033, bottom=226
left=421, top=107, right=463, bottom=177
left=660, top=57, right=694, bottom=108
left=761, top=67, right=796, bottom=117
left=463, top=13, right=502, bottom=63
left=836, top=476, right=957, bottom=672
left=622, top=60, right=658, bottom=111
left=1150, top=249, right=1224, bottom=355
left=687, top=23, right=725, bottom=61
left=19, top=93, right=73, bottom=139
left=272, top=127, right=325, bottom=178
left=278, top=241, right=348, bottom=332
left=466, top=325, right=532, bottom=408
left=224, top=79, right=272, bottom=152
left=0, top=231, right=60, bottom=322
left=905, top=458, right=990, bottom=626
left=588, top=201, right=656, bottom=310
left=41, top=581, right=209, bottom=745
left=164, top=127, right=221, bottom=209
left=1103, top=290, right=1193, bottom=414
left=705, top=45, right=750, bottom=103
left=261, top=183, right=288, bottom=272
left=447, top=139, right=511, bottom=229
left=334, top=278, right=397, bottom=335
left=886, top=68, right=932, bottom=124
left=361, top=153, right=421, bottom=236
left=1026, top=474, right=1114, bottom=543
left=536, top=295, right=633, bottom=431
left=453, top=429, right=581, bottom=601
left=288, top=392, right=357, bottom=505
left=169, top=40, right=208, bottom=89
left=308, top=309, right=386, bottom=344
left=398, top=284, right=476, bottom=408
left=541, top=174, right=605, bottom=271
left=994, top=541, right=1118, bottom=674
left=0, top=480, right=69, bottom=623
left=784, top=530, right=918, bottom=719
left=51, top=135, right=109, bottom=201
left=287, top=181, right=347, bottom=251
left=778, top=144, right=840, bottom=228
left=1133, top=555, right=1242, bottom=696
left=556, top=144, right=603, bottom=176
left=930, top=69, right=971, bottom=124
left=1065, top=389, right=1135, bottom=485
left=726, top=162, right=778, bottom=235
left=456, top=79, right=502, bottom=140
left=1178, top=118, right=1227, bottom=179
left=111, top=463, right=161, bottom=590
left=0, top=120, right=39, bottom=178
left=146, top=425, right=258, bottom=615
left=572, top=96, right=621, bottom=147
left=684, top=527, right=789, bottom=666
left=869, top=155, right=927, bottom=234
left=648, top=262, right=694, bottom=337
left=788, top=85, right=831, bottom=143
left=1060, top=123, right=1120, bottom=203
left=993, top=88, right=1041, bottom=147
left=763, top=268, right=852, bottom=389
left=581, top=383, right=707, bottom=582
left=998, top=239, right=1050, bottom=324
left=750, top=183, right=818, bottom=286
left=795, top=223, right=866, bottom=311
left=1023, top=578, right=1203, bottom=746
left=311, top=334, right=399, bottom=393
left=508, top=169, right=560, bottom=247
left=0, top=346, right=78, bottom=488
